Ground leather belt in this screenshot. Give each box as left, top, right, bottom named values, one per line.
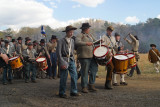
left=62, top=55, right=73, bottom=58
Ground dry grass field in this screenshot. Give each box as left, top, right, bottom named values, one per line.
left=0, top=54, right=160, bottom=107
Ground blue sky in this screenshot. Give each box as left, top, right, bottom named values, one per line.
left=0, top=0, right=160, bottom=30
left=37, top=0, right=160, bottom=23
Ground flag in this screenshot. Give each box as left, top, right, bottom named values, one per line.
left=41, top=26, right=46, bottom=37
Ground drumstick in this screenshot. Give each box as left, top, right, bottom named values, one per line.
left=100, top=36, right=101, bottom=47
left=124, top=33, right=130, bottom=40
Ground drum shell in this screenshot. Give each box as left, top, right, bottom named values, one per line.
left=36, top=57, right=48, bottom=71
left=9, top=56, right=23, bottom=69
left=113, top=55, right=128, bottom=74
left=127, top=54, right=137, bottom=68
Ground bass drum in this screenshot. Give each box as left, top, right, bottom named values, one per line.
left=93, top=45, right=112, bottom=66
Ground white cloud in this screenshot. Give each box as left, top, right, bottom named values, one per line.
left=157, top=15, right=160, bottom=19
left=72, top=4, right=81, bottom=8
left=0, top=0, right=92, bottom=31
left=71, top=0, right=105, bottom=7
left=0, top=0, right=66, bottom=30
left=49, top=2, right=58, bottom=8
left=125, top=16, right=140, bottom=24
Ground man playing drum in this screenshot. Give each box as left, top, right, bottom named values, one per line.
left=22, top=42, right=38, bottom=83
left=148, top=44, right=160, bottom=73
left=124, top=34, right=141, bottom=77
left=57, top=25, right=81, bottom=98
left=1, top=40, right=16, bottom=85
left=37, top=39, right=51, bottom=79
left=76, top=23, right=98, bottom=93
left=113, top=33, right=128, bottom=86
left=102, top=26, right=118, bottom=90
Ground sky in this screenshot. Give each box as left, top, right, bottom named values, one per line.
left=0, top=0, right=160, bottom=31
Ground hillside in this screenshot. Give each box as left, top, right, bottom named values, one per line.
left=0, top=18, right=160, bottom=53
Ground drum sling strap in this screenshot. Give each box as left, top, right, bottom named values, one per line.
left=152, top=49, right=160, bottom=61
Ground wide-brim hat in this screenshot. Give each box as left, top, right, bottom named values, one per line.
left=107, top=26, right=114, bottom=31
left=12, top=39, right=16, bottom=42
left=51, top=35, right=57, bottom=40
left=27, top=42, right=33, bottom=46
left=40, top=39, right=45, bottom=43
left=80, top=23, right=91, bottom=29
left=5, top=39, right=9, bottom=43
left=17, top=37, right=23, bottom=40
left=150, top=44, right=156, bottom=47
left=33, top=40, right=38, bottom=44
left=115, top=33, right=120, bottom=37
left=62, top=25, right=77, bottom=32
left=25, top=37, right=31, bottom=41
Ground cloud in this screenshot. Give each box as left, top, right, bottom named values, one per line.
left=125, top=16, right=140, bottom=24
left=71, top=0, right=105, bottom=7
left=49, top=2, right=58, bottom=8
left=0, top=0, right=66, bottom=30
left=72, top=4, right=81, bottom=8
left=157, top=15, right=160, bottom=19
left=0, top=0, right=91, bottom=31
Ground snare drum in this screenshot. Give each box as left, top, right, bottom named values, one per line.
left=36, top=57, right=48, bottom=70
left=127, top=53, right=136, bottom=68
left=113, top=54, right=128, bottom=74
left=93, top=45, right=112, bottom=66
left=9, top=56, right=23, bottom=69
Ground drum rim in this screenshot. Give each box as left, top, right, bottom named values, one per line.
left=93, top=45, right=109, bottom=58
left=9, top=56, right=20, bottom=61
left=36, top=56, right=46, bottom=62
left=126, top=53, right=135, bottom=59
left=114, top=54, right=128, bottom=61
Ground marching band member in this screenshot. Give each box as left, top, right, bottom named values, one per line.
left=15, top=37, right=24, bottom=79
left=102, top=26, right=118, bottom=90
left=148, top=44, right=160, bottom=73
left=22, top=42, right=38, bottom=83
left=76, top=23, right=98, bottom=93
left=113, top=33, right=128, bottom=86
left=47, top=35, right=58, bottom=79
left=1, top=40, right=16, bottom=85
left=33, top=40, right=39, bottom=52
left=37, top=39, right=51, bottom=79
left=57, top=25, right=80, bottom=98
left=124, top=34, right=141, bottom=77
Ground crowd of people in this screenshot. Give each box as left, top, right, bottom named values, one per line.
left=0, top=22, right=159, bottom=99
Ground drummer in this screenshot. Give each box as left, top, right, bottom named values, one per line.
left=37, top=39, right=51, bottom=79
left=113, top=33, right=128, bottom=86
left=102, top=26, right=118, bottom=90
left=76, top=23, right=98, bottom=93
left=22, top=42, right=38, bottom=83
left=124, top=34, right=141, bottom=77
left=1, top=40, right=16, bottom=85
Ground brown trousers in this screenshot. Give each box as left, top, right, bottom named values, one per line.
left=105, top=61, right=114, bottom=81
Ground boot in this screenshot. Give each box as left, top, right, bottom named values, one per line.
left=88, top=84, right=98, bottom=92
left=81, top=87, right=88, bottom=93
left=105, top=80, right=113, bottom=90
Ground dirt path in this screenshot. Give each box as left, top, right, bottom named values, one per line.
left=0, top=73, right=160, bottom=107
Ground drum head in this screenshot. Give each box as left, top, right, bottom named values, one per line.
left=94, top=46, right=108, bottom=57
left=127, top=54, right=135, bottom=58
left=9, top=56, right=18, bottom=61
left=114, top=55, right=128, bottom=60
left=36, top=57, right=46, bottom=62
